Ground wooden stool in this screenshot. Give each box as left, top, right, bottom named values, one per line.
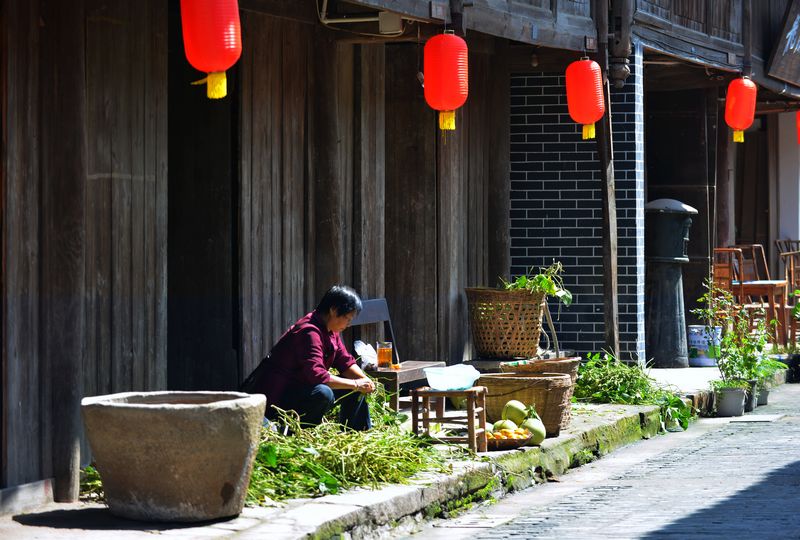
left=368, top=360, right=446, bottom=411
left=411, top=386, right=487, bottom=453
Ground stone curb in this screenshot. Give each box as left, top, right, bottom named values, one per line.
left=231, top=403, right=663, bottom=540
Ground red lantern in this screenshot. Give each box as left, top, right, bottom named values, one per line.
left=725, top=77, right=757, bottom=143
left=565, top=58, right=605, bottom=140
left=424, top=31, right=468, bottom=130
left=180, top=0, right=242, bottom=99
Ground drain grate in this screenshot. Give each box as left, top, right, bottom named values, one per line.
left=729, top=414, right=784, bottom=423
left=433, top=515, right=515, bottom=528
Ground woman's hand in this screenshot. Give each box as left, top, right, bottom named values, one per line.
left=353, top=378, right=376, bottom=394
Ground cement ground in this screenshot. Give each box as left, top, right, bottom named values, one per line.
left=0, top=366, right=780, bottom=540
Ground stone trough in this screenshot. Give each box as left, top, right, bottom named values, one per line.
left=81, top=391, right=265, bottom=522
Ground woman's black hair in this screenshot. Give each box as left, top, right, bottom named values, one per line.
left=316, top=285, right=363, bottom=316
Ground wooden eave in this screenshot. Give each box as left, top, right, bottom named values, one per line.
left=633, top=10, right=743, bottom=72
left=633, top=7, right=800, bottom=101
left=345, top=0, right=596, bottom=51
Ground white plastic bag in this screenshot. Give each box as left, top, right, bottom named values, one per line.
left=423, top=364, right=481, bottom=391
left=354, top=340, right=378, bottom=369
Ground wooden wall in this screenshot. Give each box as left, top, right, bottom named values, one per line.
left=384, top=37, right=510, bottom=365
left=238, top=9, right=510, bottom=371
left=84, top=0, right=168, bottom=400
left=238, top=10, right=390, bottom=375
left=2, top=0, right=509, bottom=490
left=2, top=0, right=44, bottom=489
left=2, top=0, right=168, bottom=489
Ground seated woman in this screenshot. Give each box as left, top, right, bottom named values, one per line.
left=250, top=285, right=375, bottom=430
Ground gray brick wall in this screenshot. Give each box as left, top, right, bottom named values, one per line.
left=509, top=43, right=645, bottom=362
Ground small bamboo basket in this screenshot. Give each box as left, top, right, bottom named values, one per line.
left=465, top=288, right=546, bottom=359
left=499, top=357, right=581, bottom=430
left=477, top=372, right=573, bottom=437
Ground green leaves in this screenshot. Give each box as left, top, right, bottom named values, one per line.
left=500, top=262, right=573, bottom=306
left=574, top=351, right=696, bottom=432
left=246, top=404, right=451, bottom=505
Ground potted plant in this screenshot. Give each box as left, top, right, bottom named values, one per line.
left=693, top=280, right=769, bottom=416
left=465, top=262, right=572, bottom=359
left=710, top=379, right=749, bottom=417
left=754, top=356, right=788, bottom=405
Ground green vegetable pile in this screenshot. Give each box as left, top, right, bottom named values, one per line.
left=574, top=352, right=695, bottom=431
left=246, top=387, right=452, bottom=505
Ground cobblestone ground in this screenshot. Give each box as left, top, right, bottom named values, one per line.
left=412, top=384, right=800, bottom=540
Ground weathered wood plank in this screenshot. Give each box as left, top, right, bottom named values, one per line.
left=109, top=0, right=133, bottom=394
left=487, top=38, right=511, bottom=289
left=130, top=0, right=147, bottom=392
left=385, top=44, right=438, bottom=362
left=153, top=0, right=169, bottom=392
left=437, top=93, right=469, bottom=365
left=2, top=0, right=43, bottom=489
left=239, top=11, right=256, bottom=375
left=353, top=44, right=386, bottom=347
left=311, top=35, right=354, bottom=302
left=41, top=0, right=87, bottom=501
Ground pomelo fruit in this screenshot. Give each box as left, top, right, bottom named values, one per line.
left=502, top=399, right=527, bottom=425
left=521, top=417, right=546, bottom=445
left=493, top=419, right=517, bottom=431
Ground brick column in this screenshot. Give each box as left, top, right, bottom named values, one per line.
left=509, top=42, right=645, bottom=362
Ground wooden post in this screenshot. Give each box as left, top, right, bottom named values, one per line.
left=594, top=0, right=620, bottom=359
left=41, top=0, right=87, bottom=502
left=716, top=90, right=736, bottom=248
left=487, top=38, right=511, bottom=286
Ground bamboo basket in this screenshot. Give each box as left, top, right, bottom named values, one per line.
left=477, top=372, right=572, bottom=437
left=498, top=357, right=581, bottom=430
left=465, top=288, right=546, bottom=359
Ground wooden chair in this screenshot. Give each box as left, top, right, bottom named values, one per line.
left=349, top=298, right=445, bottom=411
left=780, top=250, right=800, bottom=343
left=349, top=298, right=400, bottom=365
left=712, top=248, right=745, bottom=302
left=775, top=239, right=800, bottom=255
left=729, top=243, right=770, bottom=281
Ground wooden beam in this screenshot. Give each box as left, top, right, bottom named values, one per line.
left=716, top=88, right=736, bottom=248
left=594, top=0, right=620, bottom=360
left=487, top=38, right=510, bottom=287
left=239, top=0, right=318, bottom=24
left=40, top=0, right=87, bottom=502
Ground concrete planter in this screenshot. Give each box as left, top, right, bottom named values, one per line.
left=81, top=391, right=266, bottom=522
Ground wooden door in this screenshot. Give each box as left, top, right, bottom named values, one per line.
left=167, top=0, right=239, bottom=391
left=645, top=88, right=715, bottom=324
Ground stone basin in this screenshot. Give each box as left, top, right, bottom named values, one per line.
left=81, top=391, right=266, bottom=522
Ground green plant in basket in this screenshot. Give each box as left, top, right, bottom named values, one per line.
left=500, top=262, right=573, bottom=306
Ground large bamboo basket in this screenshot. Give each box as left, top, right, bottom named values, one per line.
left=498, top=357, right=581, bottom=430
left=477, top=372, right=573, bottom=437
left=465, top=288, right=546, bottom=359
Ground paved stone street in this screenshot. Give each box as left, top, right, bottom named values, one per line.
left=411, top=384, right=800, bottom=540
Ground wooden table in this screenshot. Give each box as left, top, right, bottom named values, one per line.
left=735, top=279, right=788, bottom=344
left=366, top=360, right=446, bottom=411
left=411, top=386, right=488, bottom=453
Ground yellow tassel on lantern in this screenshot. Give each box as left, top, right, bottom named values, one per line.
left=582, top=123, right=596, bottom=140
left=733, top=129, right=744, bottom=143
left=191, top=71, right=227, bottom=99
left=439, top=110, right=456, bottom=130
